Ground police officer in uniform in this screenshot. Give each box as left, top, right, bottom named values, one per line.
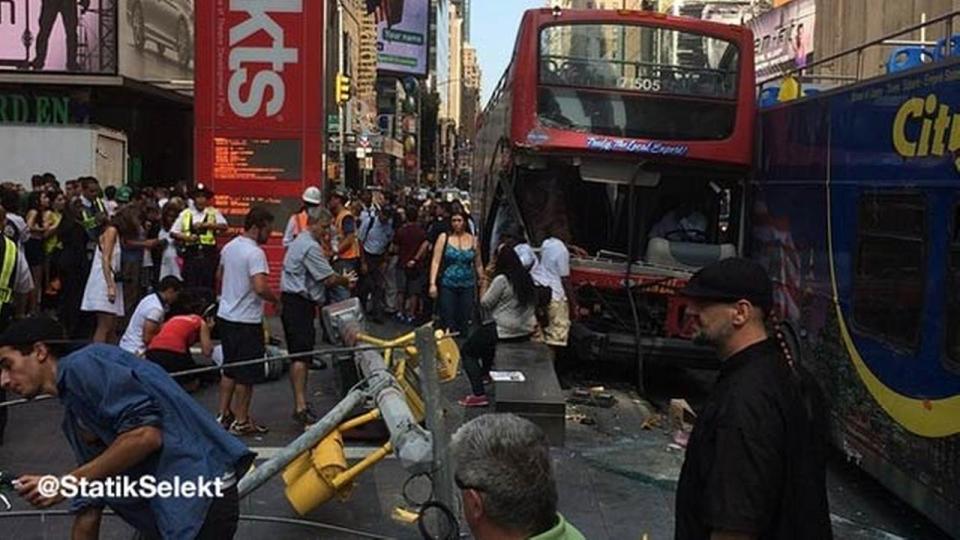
left=675, top=258, right=832, bottom=540
left=77, top=177, right=108, bottom=258
left=172, top=186, right=228, bottom=291
left=0, top=204, right=36, bottom=445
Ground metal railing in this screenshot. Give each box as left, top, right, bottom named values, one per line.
left=757, top=9, right=960, bottom=93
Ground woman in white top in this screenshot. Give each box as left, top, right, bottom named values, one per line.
left=81, top=206, right=137, bottom=342
left=158, top=203, right=182, bottom=280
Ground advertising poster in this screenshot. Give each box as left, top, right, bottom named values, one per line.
left=0, top=0, right=112, bottom=73
left=748, top=0, right=816, bottom=78
left=118, top=0, right=193, bottom=82
left=368, top=0, right=428, bottom=76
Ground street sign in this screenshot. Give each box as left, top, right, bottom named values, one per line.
left=364, top=157, right=374, bottom=170
left=327, top=115, right=340, bottom=133
left=356, top=147, right=367, bottom=159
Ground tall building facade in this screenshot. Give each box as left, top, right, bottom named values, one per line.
left=452, top=0, right=472, bottom=41
left=460, top=44, right=481, bottom=178
left=446, top=4, right=464, bottom=129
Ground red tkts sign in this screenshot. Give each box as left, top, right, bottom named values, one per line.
left=195, top=0, right=323, bottom=222
left=195, top=0, right=324, bottom=289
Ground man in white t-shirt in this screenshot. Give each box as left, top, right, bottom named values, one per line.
left=118, top=276, right=182, bottom=355
left=216, top=207, right=279, bottom=436
left=535, top=228, right=577, bottom=347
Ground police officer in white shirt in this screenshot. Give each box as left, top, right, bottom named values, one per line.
left=215, top=207, right=279, bottom=436
left=172, top=186, right=228, bottom=291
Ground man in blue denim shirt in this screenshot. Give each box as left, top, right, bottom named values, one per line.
left=0, top=317, right=256, bottom=539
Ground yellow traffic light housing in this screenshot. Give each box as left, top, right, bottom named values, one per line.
left=283, top=410, right=392, bottom=515
left=335, top=73, right=352, bottom=104
left=281, top=326, right=460, bottom=516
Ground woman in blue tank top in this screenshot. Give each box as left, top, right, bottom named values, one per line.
left=429, top=210, right=482, bottom=333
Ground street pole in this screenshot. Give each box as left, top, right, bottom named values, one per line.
left=416, top=85, right=422, bottom=188
left=338, top=0, right=346, bottom=184
left=417, top=325, right=455, bottom=529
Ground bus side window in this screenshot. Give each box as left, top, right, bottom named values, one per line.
left=851, top=193, right=926, bottom=350
left=945, top=204, right=960, bottom=372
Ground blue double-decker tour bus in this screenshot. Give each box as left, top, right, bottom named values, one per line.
left=755, top=17, right=960, bottom=537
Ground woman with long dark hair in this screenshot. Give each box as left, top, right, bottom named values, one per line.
left=429, top=209, right=483, bottom=333
left=458, top=246, right=537, bottom=407
left=24, top=190, right=50, bottom=314
left=81, top=205, right=138, bottom=342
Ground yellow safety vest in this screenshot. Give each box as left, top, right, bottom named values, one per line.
left=43, top=211, right=63, bottom=254
left=0, top=237, right=19, bottom=304
left=182, top=208, right=218, bottom=246
left=81, top=198, right=106, bottom=232
left=335, top=209, right=360, bottom=260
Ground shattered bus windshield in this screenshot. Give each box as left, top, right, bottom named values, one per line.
left=511, top=165, right=739, bottom=263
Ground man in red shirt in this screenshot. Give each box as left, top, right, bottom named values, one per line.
left=393, top=205, right=430, bottom=324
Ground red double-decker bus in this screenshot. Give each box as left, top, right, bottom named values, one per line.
left=474, top=8, right=755, bottom=378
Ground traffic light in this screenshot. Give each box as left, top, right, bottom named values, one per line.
left=283, top=431, right=351, bottom=515
left=335, top=73, right=352, bottom=104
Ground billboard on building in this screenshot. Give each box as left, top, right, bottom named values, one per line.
left=0, top=0, right=114, bottom=73
left=195, top=0, right=324, bottom=244
left=368, top=0, right=429, bottom=76
left=118, top=0, right=193, bottom=82
left=748, top=0, right=815, bottom=78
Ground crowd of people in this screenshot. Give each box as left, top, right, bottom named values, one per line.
left=0, top=174, right=580, bottom=434
left=0, top=171, right=833, bottom=540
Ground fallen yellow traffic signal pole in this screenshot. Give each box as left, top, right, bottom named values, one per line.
left=238, top=298, right=458, bottom=518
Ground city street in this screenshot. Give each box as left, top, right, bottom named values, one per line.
left=0, top=0, right=959, bottom=538
left=0, top=321, right=950, bottom=539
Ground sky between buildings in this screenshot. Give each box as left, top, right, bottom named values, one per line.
left=473, top=0, right=546, bottom=106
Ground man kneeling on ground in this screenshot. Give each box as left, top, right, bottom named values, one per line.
left=0, top=317, right=255, bottom=539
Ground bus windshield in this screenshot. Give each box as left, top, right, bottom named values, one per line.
left=539, top=23, right=740, bottom=97
left=538, top=23, right=740, bottom=140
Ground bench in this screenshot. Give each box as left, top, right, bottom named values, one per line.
left=493, top=341, right=566, bottom=447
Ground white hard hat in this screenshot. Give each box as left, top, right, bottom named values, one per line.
left=302, top=186, right=322, bottom=205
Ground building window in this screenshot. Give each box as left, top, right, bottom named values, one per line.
left=852, top=192, right=926, bottom=349
left=945, top=204, right=960, bottom=371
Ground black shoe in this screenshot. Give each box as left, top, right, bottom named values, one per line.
left=216, top=411, right=235, bottom=430
left=292, top=407, right=320, bottom=425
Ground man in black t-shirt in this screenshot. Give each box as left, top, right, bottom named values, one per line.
left=675, top=258, right=832, bottom=540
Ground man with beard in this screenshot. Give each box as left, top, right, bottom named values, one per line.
left=215, top=207, right=279, bottom=436
left=675, top=258, right=832, bottom=540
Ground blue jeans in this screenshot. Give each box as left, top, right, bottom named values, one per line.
left=438, top=285, right=474, bottom=334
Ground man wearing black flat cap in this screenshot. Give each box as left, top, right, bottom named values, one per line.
left=674, top=258, right=832, bottom=540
